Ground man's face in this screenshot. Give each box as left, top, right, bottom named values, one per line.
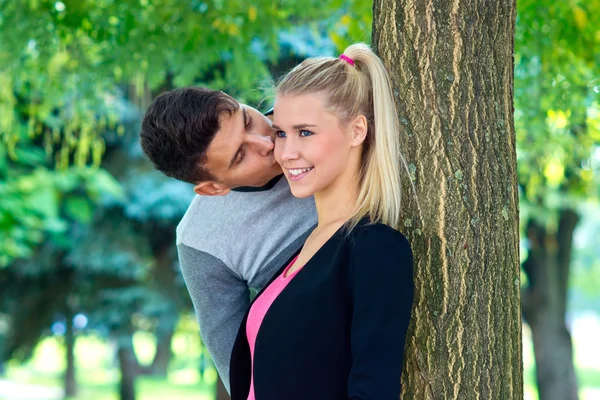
left=201, top=105, right=282, bottom=190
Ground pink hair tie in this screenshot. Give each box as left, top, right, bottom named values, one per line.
left=339, top=54, right=355, bottom=66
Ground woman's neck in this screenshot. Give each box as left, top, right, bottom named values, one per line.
left=313, top=165, right=361, bottom=229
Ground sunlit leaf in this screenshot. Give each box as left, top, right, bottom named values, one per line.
left=573, top=6, right=588, bottom=30
left=65, top=196, right=93, bottom=223
left=544, top=159, right=566, bottom=186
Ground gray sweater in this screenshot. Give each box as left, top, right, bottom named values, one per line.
left=176, top=175, right=317, bottom=392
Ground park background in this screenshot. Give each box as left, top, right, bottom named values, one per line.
left=0, top=0, right=599, bottom=399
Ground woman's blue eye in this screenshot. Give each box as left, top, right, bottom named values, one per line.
left=276, top=130, right=312, bottom=138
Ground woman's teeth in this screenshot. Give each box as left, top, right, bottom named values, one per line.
left=289, top=167, right=313, bottom=176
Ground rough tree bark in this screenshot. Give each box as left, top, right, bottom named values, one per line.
left=372, top=0, right=523, bottom=398
left=522, top=210, right=579, bottom=400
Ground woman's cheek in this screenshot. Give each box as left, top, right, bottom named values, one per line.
left=274, top=140, right=283, bottom=164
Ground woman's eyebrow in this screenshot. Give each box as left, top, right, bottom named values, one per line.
left=271, top=123, right=317, bottom=130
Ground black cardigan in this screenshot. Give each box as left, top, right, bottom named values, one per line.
left=229, top=220, right=414, bottom=400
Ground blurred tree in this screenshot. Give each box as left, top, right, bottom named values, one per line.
left=0, top=164, right=124, bottom=397
left=516, top=1, right=600, bottom=399
left=73, top=109, right=193, bottom=400
left=0, top=110, right=191, bottom=399
left=373, top=0, right=522, bottom=398
left=569, top=204, right=600, bottom=314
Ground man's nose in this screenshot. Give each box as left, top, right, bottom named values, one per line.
left=248, top=134, right=274, bottom=155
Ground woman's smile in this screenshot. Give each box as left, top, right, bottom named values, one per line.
left=288, top=167, right=314, bottom=181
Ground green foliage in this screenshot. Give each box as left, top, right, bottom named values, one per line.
left=515, top=2, right=600, bottom=316
left=328, top=0, right=373, bottom=50
left=0, top=0, right=333, bottom=166
left=0, top=139, right=123, bottom=268
left=515, top=0, right=600, bottom=215
left=0, top=167, right=62, bottom=266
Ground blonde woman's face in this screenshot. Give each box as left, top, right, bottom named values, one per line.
left=272, top=93, right=356, bottom=199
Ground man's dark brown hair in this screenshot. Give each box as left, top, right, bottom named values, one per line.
left=140, top=87, right=239, bottom=184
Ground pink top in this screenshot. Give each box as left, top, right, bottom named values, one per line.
left=245, top=255, right=300, bottom=400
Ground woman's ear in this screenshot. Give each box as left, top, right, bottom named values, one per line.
left=349, top=115, right=368, bottom=147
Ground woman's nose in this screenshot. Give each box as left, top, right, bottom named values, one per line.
left=278, top=137, right=300, bottom=161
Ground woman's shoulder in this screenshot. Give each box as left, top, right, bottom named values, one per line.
left=346, top=219, right=411, bottom=254
left=350, top=218, right=408, bottom=240
left=344, top=219, right=413, bottom=279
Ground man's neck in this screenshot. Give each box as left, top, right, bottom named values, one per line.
left=231, top=174, right=283, bottom=193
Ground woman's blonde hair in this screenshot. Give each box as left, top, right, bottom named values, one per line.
left=276, top=43, right=405, bottom=231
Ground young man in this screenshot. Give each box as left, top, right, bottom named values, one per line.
left=140, top=87, right=316, bottom=393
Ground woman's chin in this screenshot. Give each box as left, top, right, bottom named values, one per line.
left=289, top=186, right=315, bottom=199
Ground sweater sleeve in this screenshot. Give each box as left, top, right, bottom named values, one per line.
left=178, top=243, right=251, bottom=394
left=347, top=224, right=414, bottom=400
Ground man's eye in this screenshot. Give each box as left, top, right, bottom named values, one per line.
left=237, top=151, right=245, bottom=164
left=275, top=131, right=286, bottom=138
left=299, top=130, right=313, bottom=137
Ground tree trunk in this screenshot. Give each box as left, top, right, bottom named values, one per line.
left=117, top=336, right=138, bottom=400
left=64, top=309, right=77, bottom=398
left=149, top=326, right=173, bottom=376
left=373, top=0, right=523, bottom=398
left=522, top=210, right=579, bottom=400
left=216, top=378, right=230, bottom=400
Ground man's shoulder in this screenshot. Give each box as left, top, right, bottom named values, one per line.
left=176, top=180, right=316, bottom=248
left=176, top=178, right=317, bottom=282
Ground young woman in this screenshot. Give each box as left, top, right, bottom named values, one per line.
left=229, top=43, right=414, bottom=400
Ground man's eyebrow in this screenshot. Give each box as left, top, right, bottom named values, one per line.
left=271, top=123, right=318, bottom=130
left=242, top=107, right=247, bottom=129
left=228, top=146, right=242, bottom=169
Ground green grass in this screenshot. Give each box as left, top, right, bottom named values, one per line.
left=4, top=332, right=217, bottom=400
left=62, top=377, right=215, bottom=400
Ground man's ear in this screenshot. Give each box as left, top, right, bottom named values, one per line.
left=193, top=181, right=231, bottom=197
left=349, top=115, right=368, bottom=147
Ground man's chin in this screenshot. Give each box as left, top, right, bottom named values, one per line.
left=255, top=171, right=283, bottom=187
left=262, top=164, right=283, bottom=182
left=233, top=165, right=283, bottom=189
